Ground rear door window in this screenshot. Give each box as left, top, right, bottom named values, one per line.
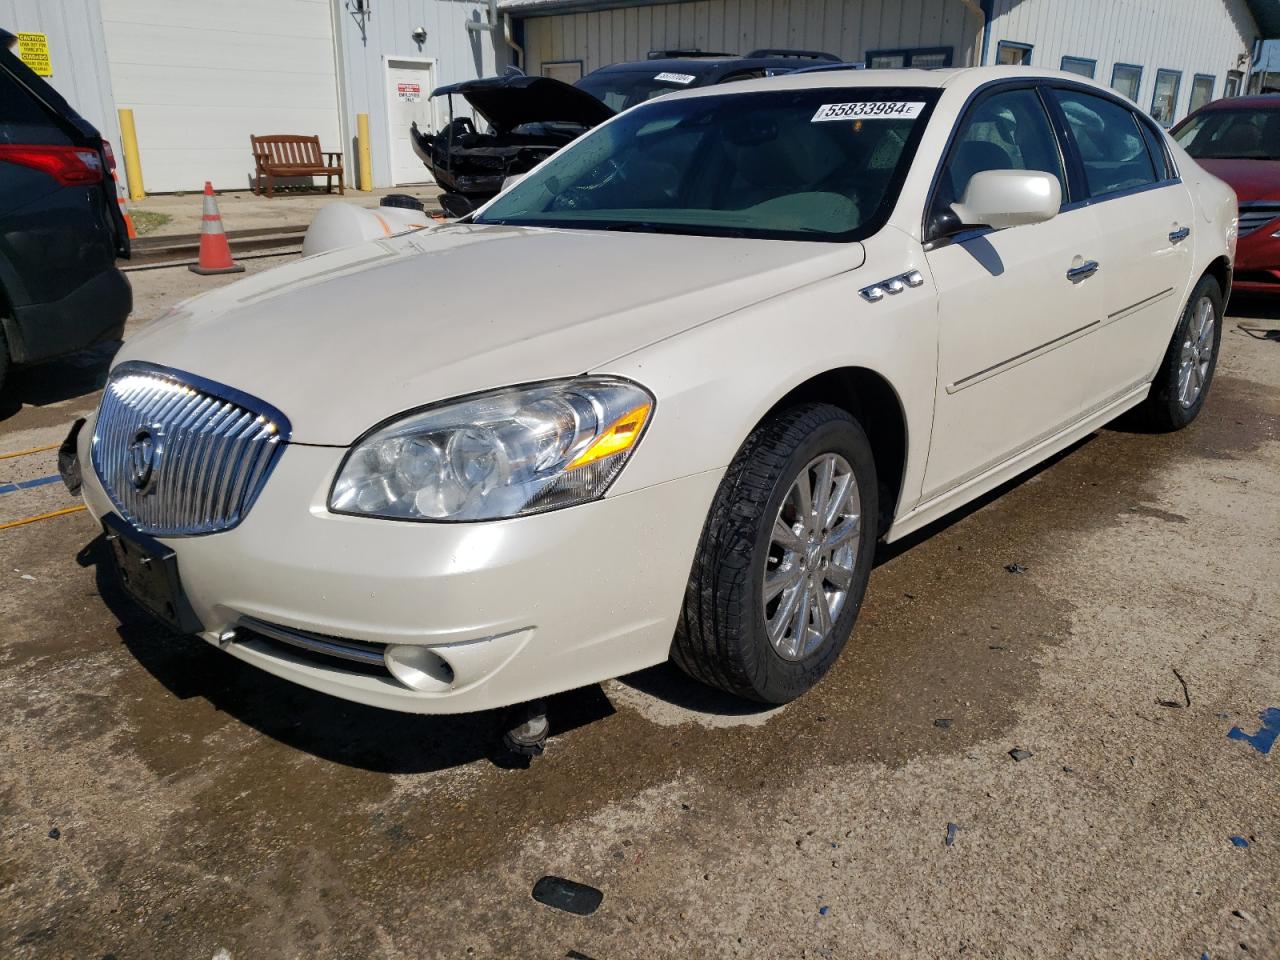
left=0, top=64, right=71, bottom=146
left=1052, top=88, right=1157, bottom=197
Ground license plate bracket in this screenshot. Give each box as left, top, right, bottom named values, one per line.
left=102, top=512, right=203, bottom=634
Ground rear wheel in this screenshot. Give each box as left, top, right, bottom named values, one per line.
left=1137, top=275, right=1223, bottom=431
left=0, top=327, right=9, bottom=395
left=672, top=404, right=878, bottom=704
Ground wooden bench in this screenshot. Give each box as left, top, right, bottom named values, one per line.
left=251, top=134, right=344, bottom=198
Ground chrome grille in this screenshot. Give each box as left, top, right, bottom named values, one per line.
left=91, top=362, right=290, bottom=537
left=1237, top=202, right=1280, bottom=237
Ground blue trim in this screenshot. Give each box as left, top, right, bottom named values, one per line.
left=1151, top=68, right=1183, bottom=127
left=1190, top=73, right=1216, bottom=112
left=0, top=474, right=60, bottom=495
left=996, top=40, right=1033, bottom=65
left=1110, top=62, right=1143, bottom=101
left=1060, top=56, right=1097, bottom=79
left=979, top=0, right=994, bottom=66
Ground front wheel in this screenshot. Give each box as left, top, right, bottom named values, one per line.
left=672, top=404, right=878, bottom=704
left=1137, top=275, right=1223, bottom=431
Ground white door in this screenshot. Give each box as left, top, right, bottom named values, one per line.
left=386, top=59, right=436, bottom=185
left=922, top=86, right=1101, bottom=500
left=1047, top=86, right=1197, bottom=408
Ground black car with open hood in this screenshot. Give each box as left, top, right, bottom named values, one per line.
left=412, top=73, right=615, bottom=217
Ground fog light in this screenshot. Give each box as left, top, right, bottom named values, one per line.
left=385, top=645, right=455, bottom=692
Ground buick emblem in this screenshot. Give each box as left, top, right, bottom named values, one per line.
left=128, top=425, right=162, bottom=495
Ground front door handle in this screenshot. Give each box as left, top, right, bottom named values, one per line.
left=1169, top=226, right=1191, bottom=243
left=1066, top=260, right=1100, bottom=283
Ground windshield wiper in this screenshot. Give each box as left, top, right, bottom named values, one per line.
left=599, top=221, right=756, bottom=238
left=600, top=221, right=698, bottom=235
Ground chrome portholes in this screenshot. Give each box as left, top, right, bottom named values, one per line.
left=860, top=269, right=925, bottom=303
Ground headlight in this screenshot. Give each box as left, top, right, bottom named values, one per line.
left=329, top=378, right=653, bottom=522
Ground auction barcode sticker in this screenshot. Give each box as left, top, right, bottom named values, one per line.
left=811, top=101, right=926, bottom=121
left=654, top=72, right=697, bottom=84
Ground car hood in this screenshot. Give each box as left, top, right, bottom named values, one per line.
left=431, top=74, right=615, bottom=133
left=116, top=224, right=865, bottom=445
left=1192, top=157, right=1280, bottom=202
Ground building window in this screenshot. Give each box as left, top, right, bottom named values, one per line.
left=996, top=41, right=1032, bottom=66
left=866, top=47, right=953, bottom=69
left=1188, top=74, right=1215, bottom=114
left=542, top=60, right=583, bottom=84
left=1060, top=56, right=1097, bottom=78
left=1225, top=70, right=1243, bottom=97
left=1111, top=63, right=1143, bottom=103
left=1151, top=69, right=1182, bottom=126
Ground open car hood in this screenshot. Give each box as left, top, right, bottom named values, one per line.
left=431, top=74, right=615, bottom=133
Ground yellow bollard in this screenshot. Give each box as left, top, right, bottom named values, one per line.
left=357, top=112, right=373, bottom=192
left=117, top=108, right=145, bottom=200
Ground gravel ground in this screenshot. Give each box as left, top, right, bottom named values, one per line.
left=0, top=259, right=1277, bottom=960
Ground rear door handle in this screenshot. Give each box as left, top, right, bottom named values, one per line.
left=1066, top=260, right=1100, bottom=282
left=1169, top=227, right=1191, bottom=243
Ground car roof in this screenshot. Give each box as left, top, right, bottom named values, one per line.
left=643, top=64, right=1124, bottom=100
left=1196, top=93, right=1280, bottom=111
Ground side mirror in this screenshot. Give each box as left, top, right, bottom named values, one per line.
left=952, top=169, right=1061, bottom=230
left=500, top=172, right=526, bottom=193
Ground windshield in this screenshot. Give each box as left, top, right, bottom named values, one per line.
left=575, top=69, right=705, bottom=111
left=474, top=86, right=939, bottom=241
left=1174, top=108, right=1280, bottom=160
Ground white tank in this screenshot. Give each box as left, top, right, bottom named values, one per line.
left=302, top=201, right=434, bottom=257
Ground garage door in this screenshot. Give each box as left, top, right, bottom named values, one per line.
left=100, top=0, right=341, bottom=193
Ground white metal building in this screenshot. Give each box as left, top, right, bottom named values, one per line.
left=1, top=0, right=510, bottom=192
left=506, top=0, right=1279, bottom=127
left=4, top=0, right=1279, bottom=192
left=0, top=0, right=121, bottom=152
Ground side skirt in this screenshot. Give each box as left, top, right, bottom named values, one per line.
left=884, top=382, right=1151, bottom=544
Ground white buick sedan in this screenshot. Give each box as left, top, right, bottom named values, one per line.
left=76, top=67, right=1234, bottom=724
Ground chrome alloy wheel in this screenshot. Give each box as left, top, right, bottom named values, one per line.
left=762, top=453, right=861, bottom=661
left=1178, top=295, right=1216, bottom=409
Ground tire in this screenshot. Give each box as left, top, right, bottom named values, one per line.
left=672, top=403, right=878, bottom=704
left=0, top=327, right=8, bottom=395
left=1136, top=275, right=1223, bottom=431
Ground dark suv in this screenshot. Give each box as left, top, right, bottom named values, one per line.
left=0, top=33, right=131, bottom=393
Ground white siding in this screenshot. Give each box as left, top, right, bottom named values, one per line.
left=0, top=0, right=121, bottom=150
left=521, top=0, right=983, bottom=77
left=989, top=0, right=1256, bottom=123
left=334, top=0, right=510, bottom=188
left=100, top=0, right=343, bottom=193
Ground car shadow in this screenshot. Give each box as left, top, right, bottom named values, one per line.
left=613, top=661, right=778, bottom=719
left=874, top=433, right=1094, bottom=564
left=0, top=339, right=119, bottom=421
left=1228, top=292, right=1280, bottom=338
left=76, top=533, right=615, bottom=775
left=82, top=432, right=1109, bottom=770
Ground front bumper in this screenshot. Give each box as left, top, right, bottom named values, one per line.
left=79, top=423, right=720, bottom=714
left=1231, top=228, right=1280, bottom=293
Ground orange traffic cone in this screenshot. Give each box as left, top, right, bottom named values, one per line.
left=189, top=182, right=244, bottom=275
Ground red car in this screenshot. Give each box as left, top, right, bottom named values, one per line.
left=1174, top=94, right=1280, bottom=294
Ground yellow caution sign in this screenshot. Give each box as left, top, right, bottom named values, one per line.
left=17, top=32, right=52, bottom=76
